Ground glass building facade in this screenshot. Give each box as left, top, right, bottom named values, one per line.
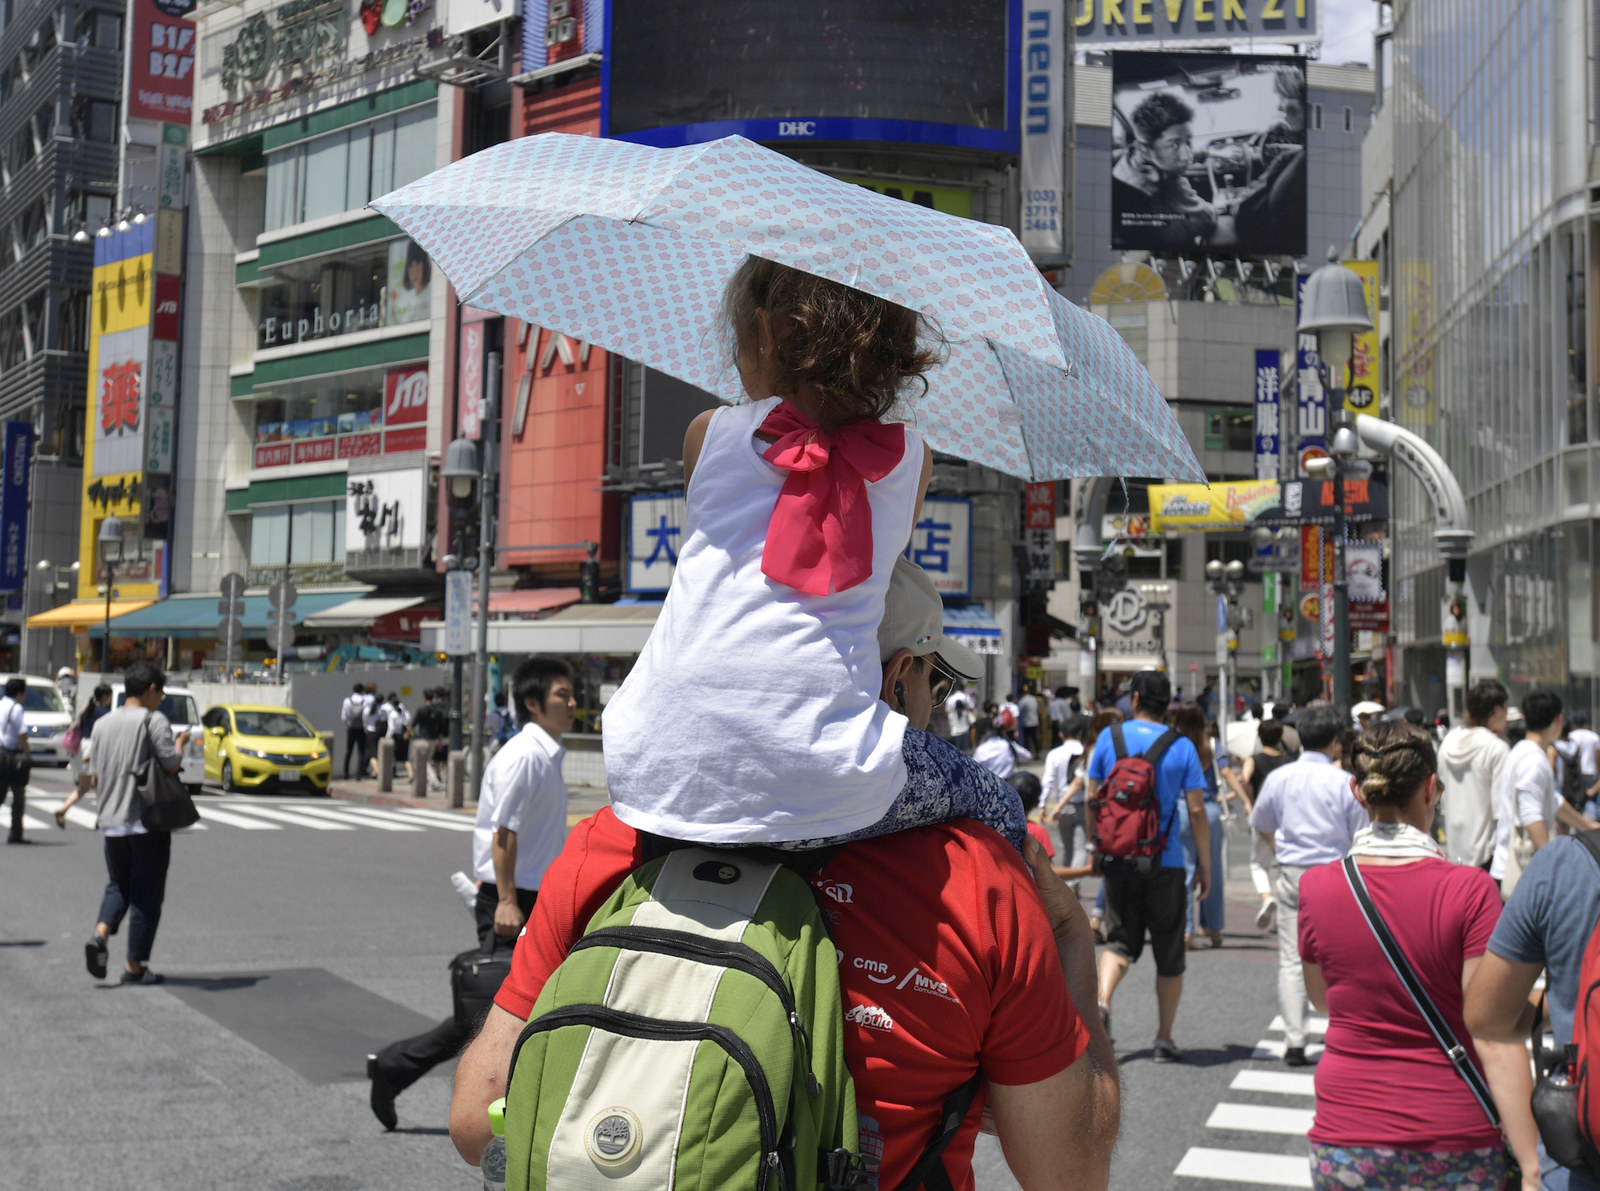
left=1387, top=0, right=1595, bottom=714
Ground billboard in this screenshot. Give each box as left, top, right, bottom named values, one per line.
left=1147, top=480, right=1280, bottom=533
left=1020, top=0, right=1067, bottom=263
left=1295, top=272, right=1327, bottom=472
left=604, top=1, right=1014, bottom=152
left=0, top=422, right=32, bottom=593
left=1111, top=52, right=1306, bottom=256
left=1341, top=260, right=1380, bottom=416
left=127, top=0, right=196, bottom=124
left=1076, top=0, right=1320, bottom=47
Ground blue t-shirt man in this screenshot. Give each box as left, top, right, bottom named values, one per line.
left=1087, top=718, right=1206, bottom=870
left=1484, top=834, right=1600, bottom=1191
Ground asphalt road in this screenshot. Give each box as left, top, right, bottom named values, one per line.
left=1, top=770, right=1316, bottom=1191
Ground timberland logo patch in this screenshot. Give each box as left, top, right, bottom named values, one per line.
left=586, top=1108, right=642, bottom=1169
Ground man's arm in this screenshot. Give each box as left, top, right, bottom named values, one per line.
left=492, top=827, right=523, bottom=937
left=450, top=1004, right=523, bottom=1164
left=1463, top=950, right=1544, bottom=1042
left=1186, top=789, right=1210, bottom=900
left=1554, top=799, right=1599, bottom=833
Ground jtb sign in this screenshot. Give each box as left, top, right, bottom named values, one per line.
left=1020, top=2, right=1067, bottom=263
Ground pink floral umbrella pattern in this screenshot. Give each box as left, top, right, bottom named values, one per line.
left=372, top=132, right=1204, bottom=483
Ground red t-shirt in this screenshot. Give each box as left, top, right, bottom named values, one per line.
left=496, top=809, right=1087, bottom=1190
left=1297, top=857, right=1503, bottom=1149
left=1026, top=821, right=1055, bottom=858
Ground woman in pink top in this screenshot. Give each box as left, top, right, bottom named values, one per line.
left=1298, top=720, right=1539, bottom=1190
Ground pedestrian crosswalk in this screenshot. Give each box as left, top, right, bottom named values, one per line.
left=1173, top=1012, right=1323, bottom=1188
left=18, top=792, right=480, bottom=836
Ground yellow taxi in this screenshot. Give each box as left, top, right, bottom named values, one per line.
left=200, top=704, right=332, bottom=793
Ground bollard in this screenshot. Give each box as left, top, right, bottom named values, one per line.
left=447, top=749, right=466, bottom=808
left=409, top=746, right=429, bottom=801
left=378, top=736, right=395, bottom=792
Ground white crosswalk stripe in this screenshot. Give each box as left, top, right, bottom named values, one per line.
left=195, top=805, right=282, bottom=830
left=202, top=803, right=355, bottom=830
left=1205, top=1104, right=1316, bottom=1135
left=1251, top=1038, right=1326, bottom=1061
left=1174, top=1149, right=1313, bottom=1188
left=283, top=805, right=424, bottom=831
left=21, top=789, right=478, bottom=836
left=1230, top=1071, right=1316, bottom=1097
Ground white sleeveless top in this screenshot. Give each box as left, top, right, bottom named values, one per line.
left=602, top=396, right=924, bottom=843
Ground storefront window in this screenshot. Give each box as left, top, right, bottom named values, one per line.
left=249, top=500, right=345, bottom=567
left=256, top=237, right=431, bottom=350
left=262, top=105, right=435, bottom=232
left=250, top=362, right=429, bottom=469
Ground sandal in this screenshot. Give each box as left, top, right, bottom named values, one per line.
left=53, top=807, right=66, bottom=829
left=85, top=937, right=107, bottom=980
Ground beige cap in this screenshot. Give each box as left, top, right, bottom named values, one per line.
left=878, top=556, right=984, bottom=680
left=1352, top=700, right=1386, bottom=717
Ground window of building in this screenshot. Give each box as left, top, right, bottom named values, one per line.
left=1343, top=106, right=1353, bottom=133
left=255, top=237, right=431, bottom=350
left=1311, top=103, right=1323, bottom=131
left=262, top=105, right=435, bottom=232
left=63, top=189, right=111, bottom=233
left=74, top=7, right=119, bottom=48
left=17, top=197, right=47, bottom=250
left=0, top=306, right=20, bottom=370
left=249, top=500, right=345, bottom=566
left=21, top=292, right=45, bottom=356
left=1204, top=408, right=1256, bottom=452
left=71, top=97, right=116, bottom=143
left=58, top=289, right=89, bottom=353
left=253, top=369, right=388, bottom=446
left=11, top=124, right=33, bottom=169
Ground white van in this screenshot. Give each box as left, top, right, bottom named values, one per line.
left=0, top=675, right=74, bottom=765
left=110, top=682, right=207, bottom=790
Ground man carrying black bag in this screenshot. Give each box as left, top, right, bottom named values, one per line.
left=84, top=662, right=192, bottom=986
left=0, top=676, right=31, bottom=843
left=366, top=657, right=574, bottom=1131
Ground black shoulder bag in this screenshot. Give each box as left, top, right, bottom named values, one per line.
left=137, top=712, right=200, bottom=832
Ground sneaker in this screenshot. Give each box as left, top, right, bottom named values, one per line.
left=1152, top=1038, right=1183, bottom=1063
left=84, top=936, right=107, bottom=979
left=1256, top=897, right=1278, bottom=932
left=1098, top=1003, right=1112, bottom=1044
left=119, top=967, right=164, bottom=985
left=449, top=870, right=478, bottom=912
left=1283, top=1046, right=1310, bottom=1067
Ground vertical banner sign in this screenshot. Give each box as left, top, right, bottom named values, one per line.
left=1320, top=535, right=1336, bottom=658
left=0, top=422, right=32, bottom=592
left=1025, top=482, right=1057, bottom=587
left=1342, top=260, right=1380, bottom=416
left=1019, top=1, right=1066, bottom=263
left=459, top=320, right=484, bottom=440
left=1295, top=274, right=1328, bottom=474
left=128, top=0, right=196, bottom=124
left=1253, top=348, right=1281, bottom=480
left=1261, top=571, right=1277, bottom=667
left=443, top=569, right=472, bottom=656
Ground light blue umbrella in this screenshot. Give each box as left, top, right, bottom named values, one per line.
left=372, top=132, right=1204, bottom=483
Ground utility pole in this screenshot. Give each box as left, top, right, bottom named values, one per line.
left=467, top=352, right=500, bottom=804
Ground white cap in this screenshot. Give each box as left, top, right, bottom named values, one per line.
left=56, top=667, right=74, bottom=679
left=878, top=557, right=984, bottom=681
left=1352, top=700, right=1385, bottom=718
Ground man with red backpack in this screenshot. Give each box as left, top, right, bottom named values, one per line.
left=1466, top=829, right=1600, bottom=1191
left=1085, top=669, right=1209, bottom=1063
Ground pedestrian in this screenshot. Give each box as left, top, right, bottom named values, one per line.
left=57, top=682, right=113, bottom=828
left=1083, top=707, right=1123, bottom=940
left=1043, top=716, right=1089, bottom=880
left=447, top=557, right=1118, bottom=1188
left=1017, top=682, right=1041, bottom=753
left=1248, top=704, right=1369, bottom=1066
left=1298, top=720, right=1539, bottom=1188
left=56, top=665, right=76, bottom=707
left=361, top=683, right=382, bottom=778
left=1174, top=704, right=1226, bottom=949
left=1088, top=668, right=1209, bottom=1062
left=384, top=693, right=410, bottom=781
left=1438, top=678, right=1511, bottom=871
left=0, top=676, right=31, bottom=843
left=972, top=719, right=1030, bottom=779
left=1467, top=827, right=1600, bottom=1191
left=1011, top=770, right=1053, bottom=858
left=1490, top=689, right=1597, bottom=897
left=1048, top=685, right=1073, bottom=736
left=1239, top=717, right=1293, bottom=930
left=1571, top=712, right=1600, bottom=819
left=365, top=657, right=575, bottom=1130
left=942, top=683, right=975, bottom=751
left=998, top=692, right=1021, bottom=737
left=82, top=662, right=192, bottom=985
left=429, top=689, right=451, bottom=785
left=598, top=257, right=1025, bottom=855
left=1505, top=705, right=1528, bottom=747
left=409, top=688, right=444, bottom=790
left=1351, top=699, right=1385, bottom=731
left=339, top=682, right=369, bottom=779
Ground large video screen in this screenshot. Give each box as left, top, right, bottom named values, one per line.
left=607, top=2, right=1009, bottom=137
left=1111, top=52, right=1306, bottom=257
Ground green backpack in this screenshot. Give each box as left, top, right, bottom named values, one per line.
left=502, top=845, right=874, bottom=1191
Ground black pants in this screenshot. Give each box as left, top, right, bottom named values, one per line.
left=96, top=831, right=172, bottom=964
left=372, top=883, right=538, bottom=1094
left=343, top=725, right=367, bottom=779
left=1, top=749, right=26, bottom=840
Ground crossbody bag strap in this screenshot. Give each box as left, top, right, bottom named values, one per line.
left=1341, top=856, right=1501, bottom=1129
left=892, top=1071, right=983, bottom=1191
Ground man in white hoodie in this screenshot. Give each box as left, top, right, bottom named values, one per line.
left=1439, top=678, right=1509, bottom=870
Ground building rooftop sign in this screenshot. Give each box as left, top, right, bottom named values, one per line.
left=1075, top=0, right=1320, bottom=49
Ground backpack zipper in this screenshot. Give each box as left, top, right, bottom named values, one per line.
left=509, top=1003, right=789, bottom=1191
left=573, top=925, right=822, bottom=1097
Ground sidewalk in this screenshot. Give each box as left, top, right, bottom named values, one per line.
left=326, top=775, right=612, bottom=826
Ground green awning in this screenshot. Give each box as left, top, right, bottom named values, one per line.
left=88, top=590, right=368, bottom=638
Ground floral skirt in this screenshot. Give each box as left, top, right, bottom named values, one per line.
left=1310, top=1143, right=1510, bottom=1190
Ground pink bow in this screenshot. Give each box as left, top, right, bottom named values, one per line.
left=759, top=402, right=907, bottom=595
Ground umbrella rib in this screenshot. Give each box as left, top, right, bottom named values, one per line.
left=988, top=337, right=1042, bottom=482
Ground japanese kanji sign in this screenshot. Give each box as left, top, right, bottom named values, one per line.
left=627, top=493, right=688, bottom=594
left=92, top=327, right=149, bottom=477
left=904, top=497, right=972, bottom=597
left=1254, top=348, right=1281, bottom=481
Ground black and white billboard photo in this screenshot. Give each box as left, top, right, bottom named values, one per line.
left=1111, top=52, right=1307, bottom=257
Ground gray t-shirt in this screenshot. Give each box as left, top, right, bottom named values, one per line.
left=91, top=706, right=181, bottom=835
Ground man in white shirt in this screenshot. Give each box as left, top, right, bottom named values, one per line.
left=973, top=721, right=1031, bottom=779
left=1042, top=718, right=1088, bottom=877
left=367, top=656, right=576, bottom=1131
left=1569, top=712, right=1600, bottom=818
left=0, top=676, right=29, bottom=843
left=1017, top=683, right=1041, bottom=753
left=1490, top=690, right=1597, bottom=886
left=943, top=685, right=975, bottom=752
left=1438, top=678, right=1510, bottom=870
left=340, top=682, right=370, bottom=780
left=1248, top=704, right=1369, bottom=1066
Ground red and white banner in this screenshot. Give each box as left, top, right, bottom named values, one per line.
left=384, top=365, right=429, bottom=426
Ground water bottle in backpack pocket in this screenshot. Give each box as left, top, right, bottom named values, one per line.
left=1090, top=722, right=1181, bottom=875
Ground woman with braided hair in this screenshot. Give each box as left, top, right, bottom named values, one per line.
left=1296, top=720, right=1540, bottom=1190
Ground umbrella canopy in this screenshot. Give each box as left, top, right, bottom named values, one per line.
left=372, top=133, right=1203, bottom=484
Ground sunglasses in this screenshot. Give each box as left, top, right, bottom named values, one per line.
left=926, top=653, right=961, bottom=705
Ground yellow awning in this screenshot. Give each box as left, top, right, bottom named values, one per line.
left=26, top=599, right=155, bottom=630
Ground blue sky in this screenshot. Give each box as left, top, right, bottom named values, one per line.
left=1320, top=0, right=1379, bottom=65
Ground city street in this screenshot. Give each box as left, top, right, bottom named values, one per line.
left=2, top=768, right=1313, bottom=1191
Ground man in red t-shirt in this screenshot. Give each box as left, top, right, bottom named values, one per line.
left=447, top=561, right=1117, bottom=1189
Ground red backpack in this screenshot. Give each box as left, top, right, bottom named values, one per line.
left=1092, top=722, right=1181, bottom=870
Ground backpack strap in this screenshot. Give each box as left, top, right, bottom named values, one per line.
left=891, top=1071, right=983, bottom=1191
left=1341, top=856, right=1501, bottom=1130
left=1141, top=728, right=1182, bottom=770
left=1110, top=720, right=1127, bottom=761
left=1574, top=829, right=1600, bottom=875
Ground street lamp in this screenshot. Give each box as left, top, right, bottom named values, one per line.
left=441, top=436, right=480, bottom=753
left=1206, top=559, right=1247, bottom=751
left=97, top=515, right=123, bottom=674
left=1298, top=247, right=1374, bottom=712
